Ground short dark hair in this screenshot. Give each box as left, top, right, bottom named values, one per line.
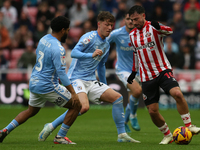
left=50, top=16, right=70, bottom=32
left=97, top=11, right=115, bottom=23
left=128, top=5, right=145, bottom=16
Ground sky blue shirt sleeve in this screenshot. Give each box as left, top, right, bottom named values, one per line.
left=97, top=52, right=109, bottom=84
left=52, top=47, right=71, bottom=86
left=71, top=36, right=93, bottom=58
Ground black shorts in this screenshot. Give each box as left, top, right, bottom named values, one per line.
left=142, top=69, right=179, bottom=106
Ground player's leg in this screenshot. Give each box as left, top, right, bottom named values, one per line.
left=124, top=103, right=131, bottom=133
left=0, top=92, right=42, bottom=143
left=169, top=86, right=200, bottom=135
left=99, top=88, right=140, bottom=143
left=160, top=70, right=200, bottom=135
left=127, top=80, right=142, bottom=131
left=142, top=78, right=173, bottom=144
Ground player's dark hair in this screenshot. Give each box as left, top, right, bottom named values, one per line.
left=50, top=16, right=70, bottom=32
left=97, top=11, right=115, bottom=23
left=128, top=5, right=145, bottom=15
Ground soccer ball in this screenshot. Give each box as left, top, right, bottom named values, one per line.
left=173, top=126, right=192, bottom=145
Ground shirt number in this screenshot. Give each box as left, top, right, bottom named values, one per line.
left=35, top=51, right=44, bottom=71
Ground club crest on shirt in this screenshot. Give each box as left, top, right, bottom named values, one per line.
left=145, top=32, right=151, bottom=37
left=83, top=37, right=90, bottom=44
left=60, top=56, right=66, bottom=65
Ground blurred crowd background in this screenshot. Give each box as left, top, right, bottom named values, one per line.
left=1, top=0, right=200, bottom=83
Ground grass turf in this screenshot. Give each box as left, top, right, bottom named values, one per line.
left=0, top=105, right=200, bottom=150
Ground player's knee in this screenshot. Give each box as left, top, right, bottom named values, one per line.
left=172, top=89, right=183, bottom=100
left=147, top=106, right=158, bottom=117
left=81, top=105, right=89, bottom=114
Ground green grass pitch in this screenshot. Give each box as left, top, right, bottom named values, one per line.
left=0, top=105, right=200, bottom=150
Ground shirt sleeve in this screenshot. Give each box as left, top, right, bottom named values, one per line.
left=97, top=52, right=109, bottom=84
left=52, top=45, right=71, bottom=86
left=155, top=23, right=173, bottom=36
left=71, top=35, right=93, bottom=58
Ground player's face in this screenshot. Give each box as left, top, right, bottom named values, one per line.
left=61, top=28, right=70, bottom=43
left=129, top=12, right=145, bottom=30
left=98, top=20, right=114, bottom=39
left=124, top=14, right=134, bottom=31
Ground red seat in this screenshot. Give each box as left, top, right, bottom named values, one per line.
left=24, top=6, right=38, bottom=26
left=194, top=73, right=200, bottom=79
left=176, top=72, right=193, bottom=82
left=2, top=49, right=10, bottom=60
left=6, top=73, right=28, bottom=81
left=68, top=27, right=82, bottom=42
left=195, top=61, right=200, bottom=70
left=9, top=60, right=18, bottom=68
left=11, top=49, right=24, bottom=60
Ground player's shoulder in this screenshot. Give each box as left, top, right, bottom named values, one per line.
left=79, top=30, right=97, bottom=45
left=129, top=28, right=137, bottom=35
left=110, top=26, right=124, bottom=35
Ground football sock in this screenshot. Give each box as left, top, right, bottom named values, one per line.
left=125, top=103, right=130, bottom=123
left=5, top=119, right=19, bottom=133
left=158, top=123, right=171, bottom=136
left=129, top=95, right=139, bottom=117
left=112, top=96, right=126, bottom=134
left=181, top=113, right=191, bottom=127
left=52, top=110, right=81, bottom=129
left=57, top=123, right=70, bottom=137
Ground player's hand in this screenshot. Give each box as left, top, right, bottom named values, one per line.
left=92, top=49, right=103, bottom=57
left=70, top=92, right=79, bottom=105
left=127, top=71, right=137, bottom=84
left=151, top=21, right=160, bottom=30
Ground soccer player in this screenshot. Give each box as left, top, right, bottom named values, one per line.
left=127, top=5, right=200, bottom=144
left=38, top=11, right=140, bottom=143
left=0, top=16, right=82, bottom=144
left=107, top=12, right=142, bottom=132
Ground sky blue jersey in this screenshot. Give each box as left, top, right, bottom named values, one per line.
left=107, top=26, right=134, bottom=73
left=67, top=31, right=109, bottom=83
left=29, top=34, right=70, bottom=94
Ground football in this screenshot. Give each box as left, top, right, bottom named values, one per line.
left=173, top=126, right=193, bottom=145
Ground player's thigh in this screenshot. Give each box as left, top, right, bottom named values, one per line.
left=127, top=79, right=142, bottom=97
left=142, top=79, right=160, bottom=106
left=116, top=71, right=130, bottom=90
left=87, top=81, right=110, bottom=104
left=77, top=92, right=90, bottom=109
left=100, top=88, right=122, bottom=103
left=29, top=85, right=71, bottom=107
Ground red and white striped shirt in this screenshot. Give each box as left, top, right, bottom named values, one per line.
left=129, top=21, right=173, bottom=82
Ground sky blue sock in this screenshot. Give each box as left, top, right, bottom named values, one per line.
left=129, top=95, right=139, bottom=115
left=125, top=103, right=130, bottom=123
left=57, top=123, right=70, bottom=137
left=52, top=110, right=68, bottom=128
left=112, top=96, right=125, bottom=134
left=5, top=119, right=19, bottom=133
left=52, top=110, right=81, bottom=129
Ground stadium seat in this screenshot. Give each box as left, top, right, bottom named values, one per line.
left=11, top=49, right=24, bottom=60
left=9, top=60, right=18, bottom=68
left=195, top=61, right=200, bottom=70
left=68, top=27, right=82, bottom=42
left=194, top=73, right=200, bottom=79
left=176, top=72, right=193, bottom=82
left=2, top=49, right=10, bottom=60
left=178, top=79, right=191, bottom=92
left=24, top=6, right=38, bottom=26
left=6, top=73, right=28, bottom=81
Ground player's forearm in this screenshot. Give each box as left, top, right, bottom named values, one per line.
left=71, top=49, right=93, bottom=58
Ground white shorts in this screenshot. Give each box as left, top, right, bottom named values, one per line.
left=116, top=71, right=141, bottom=91
left=71, top=79, right=110, bottom=104
left=29, top=84, right=71, bottom=107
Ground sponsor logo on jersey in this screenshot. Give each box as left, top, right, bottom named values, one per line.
left=83, top=37, right=90, bottom=44
left=135, top=41, right=155, bottom=50
left=120, top=46, right=133, bottom=51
